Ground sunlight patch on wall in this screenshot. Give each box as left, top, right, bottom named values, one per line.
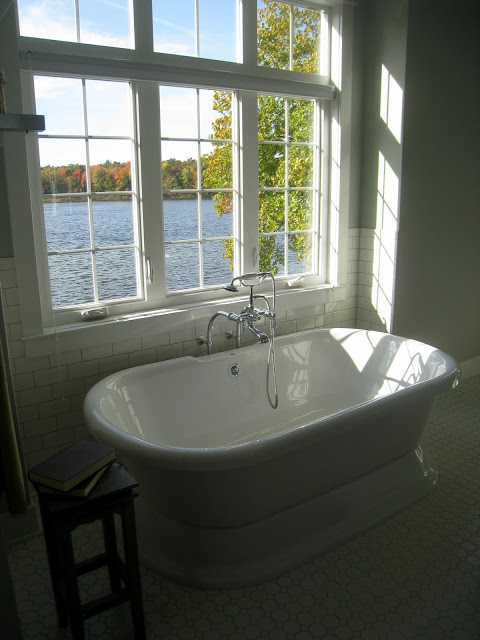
left=371, top=151, right=399, bottom=332
left=380, top=64, right=403, bottom=143
left=329, top=116, right=341, bottom=284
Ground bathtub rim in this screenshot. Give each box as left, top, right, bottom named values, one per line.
left=84, top=328, right=460, bottom=471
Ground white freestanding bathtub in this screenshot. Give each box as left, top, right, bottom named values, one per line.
left=84, top=328, right=459, bottom=588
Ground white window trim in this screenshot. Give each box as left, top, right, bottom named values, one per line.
left=7, top=0, right=354, bottom=355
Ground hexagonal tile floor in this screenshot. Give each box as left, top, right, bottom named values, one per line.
left=7, top=374, right=480, bottom=639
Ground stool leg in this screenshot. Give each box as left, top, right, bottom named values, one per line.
left=121, top=499, right=146, bottom=640
left=61, top=531, right=85, bottom=640
left=103, top=514, right=122, bottom=592
left=38, top=505, right=68, bottom=627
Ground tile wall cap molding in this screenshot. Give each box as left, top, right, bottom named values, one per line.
left=22, top=284, right=349, bottom=359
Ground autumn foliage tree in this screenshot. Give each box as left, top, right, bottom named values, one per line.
left=203, top=0, right=322, bottom=273
left=41, top=158, right=199, bottom=199
left=41, top=161, right=131, bottom=196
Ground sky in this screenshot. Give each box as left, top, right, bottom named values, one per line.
left=17, top=0, right=237, bottom=166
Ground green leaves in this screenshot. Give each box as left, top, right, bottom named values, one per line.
left=257, top=1, right=322, bottom=74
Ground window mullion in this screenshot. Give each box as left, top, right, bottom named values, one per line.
left=195, top=0, right=200, bottom=58
left=289, top=5, right=294, bottom=71
left=81, top=79, right=99, bottom=304
left=241, top=0, right=257, bottom=70
left=137, top=81, right=165, bottom=301
left=238, top=90, right=259, bottom=274
left=196, top=89, right=203, bottom=287
left=132, top=0, right=153, bottom=54
left=285, top=99, right=290, bottom=272
left=74, top=0, right=80, bottom=43
left=314, top=99, right=324, bottom=279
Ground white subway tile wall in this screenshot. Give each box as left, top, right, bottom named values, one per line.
left=0, top=229, right=386, bottom=470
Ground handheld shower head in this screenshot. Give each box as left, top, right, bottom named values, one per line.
left=224, top=276, right=242, bottom=292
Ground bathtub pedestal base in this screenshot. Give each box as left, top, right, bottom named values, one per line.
left=135, top=447, right=437, bottom=589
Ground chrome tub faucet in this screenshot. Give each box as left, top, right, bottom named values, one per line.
left=197, top=272, right=279, bottom=409
left=198, top=272, right=277, bottom=355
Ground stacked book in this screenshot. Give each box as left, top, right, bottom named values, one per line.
left=28, top=440, right=116, bottom=498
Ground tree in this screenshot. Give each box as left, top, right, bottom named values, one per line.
left=203, top=0, right=321, bottom=273
left=114, top=161, right=131, bottom=191
left=41, top=161, right=132, bottom=197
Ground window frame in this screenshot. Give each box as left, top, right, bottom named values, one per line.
left=11, top=0, right=353, bottom=346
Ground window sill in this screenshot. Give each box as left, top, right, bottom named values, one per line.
left=22, top=283, right=348, bottom=359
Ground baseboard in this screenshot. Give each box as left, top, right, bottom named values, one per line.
left=0, top=503, right=40, bottom=545
left=459, top=355, right=480, bottom=380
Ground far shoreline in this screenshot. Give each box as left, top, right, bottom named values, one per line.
left=43, top=194, right=214, bottom=203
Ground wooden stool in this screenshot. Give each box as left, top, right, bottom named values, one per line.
left=35, top=461, right=146, bottom=640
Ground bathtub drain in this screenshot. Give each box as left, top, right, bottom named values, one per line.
left=228, top=363, right=240, bottom=377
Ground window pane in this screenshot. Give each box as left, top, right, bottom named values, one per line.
left=96, top=249, right=138, bottom=301
left=34, top=77, right=84, bottom=136
left=259, top=144, right=285, bottom=187
left=257, top=1, right=290, bottom=71
left=288, top=232, right=313, bottom=274
left=292, top=6, right=322, bottom=74
left=44, top=199, right=90, bottom=252
left=288, top=146, right=313, bottom=188
left=200, top=90, right=232, bottom=140
left=161, top=143, right=198, bottom=191
left=166, top=243, right=200, bottom=291
left=259, top=234, right=285, bottom=276
left=49, top=253, right=94, bottom=308
left=288, top=99, right=314, bottom=143
left=39, top=140, right=87, bottom=193
left=201, top=142, right=232, bottom=189
left=258, top=95, right=285, bottom=141
left=89, top=142, right=132, bottom=191
left=259, top=191, right=285, bottom=233
left=78, top=0, right=132, bottom=48
left=288, top=190, right=313, bottom=231
left=85, top=80, right=131, bottom=137
left=164, top=199, right=199, bottom=242
left=153, top=0, right=195, bottom=56
left=18, top=0, right=76, bottom=41
left=203, top=240, right=234, bottom=286
left=92, top=198, right=134, bottom=248
left=198, top=0, right=236, bottom=62
left=202, top=198, right=233, bottom=239
left=205, top=194, right=233, bottom=235
left=160, top=87, right=198, bottom=139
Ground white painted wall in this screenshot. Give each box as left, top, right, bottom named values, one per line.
left=393, top=0, right=480, bottom=362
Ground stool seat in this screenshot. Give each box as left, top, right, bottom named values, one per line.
left=35, top=461, right=146, bottom=640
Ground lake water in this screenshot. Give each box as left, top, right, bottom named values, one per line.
left=44, top=198, right=234, bottom=307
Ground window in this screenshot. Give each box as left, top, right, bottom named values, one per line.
left=16, top=0, right=348, bottom=333
left=257, top=0, right=326, bottom=73
left=159, top=86, right=236, bottom=291
left=258, top=94, right=319, bottom=276
left=153, top=0, right=237, bottom=61
left=35, top=77, right=140, bottom=308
